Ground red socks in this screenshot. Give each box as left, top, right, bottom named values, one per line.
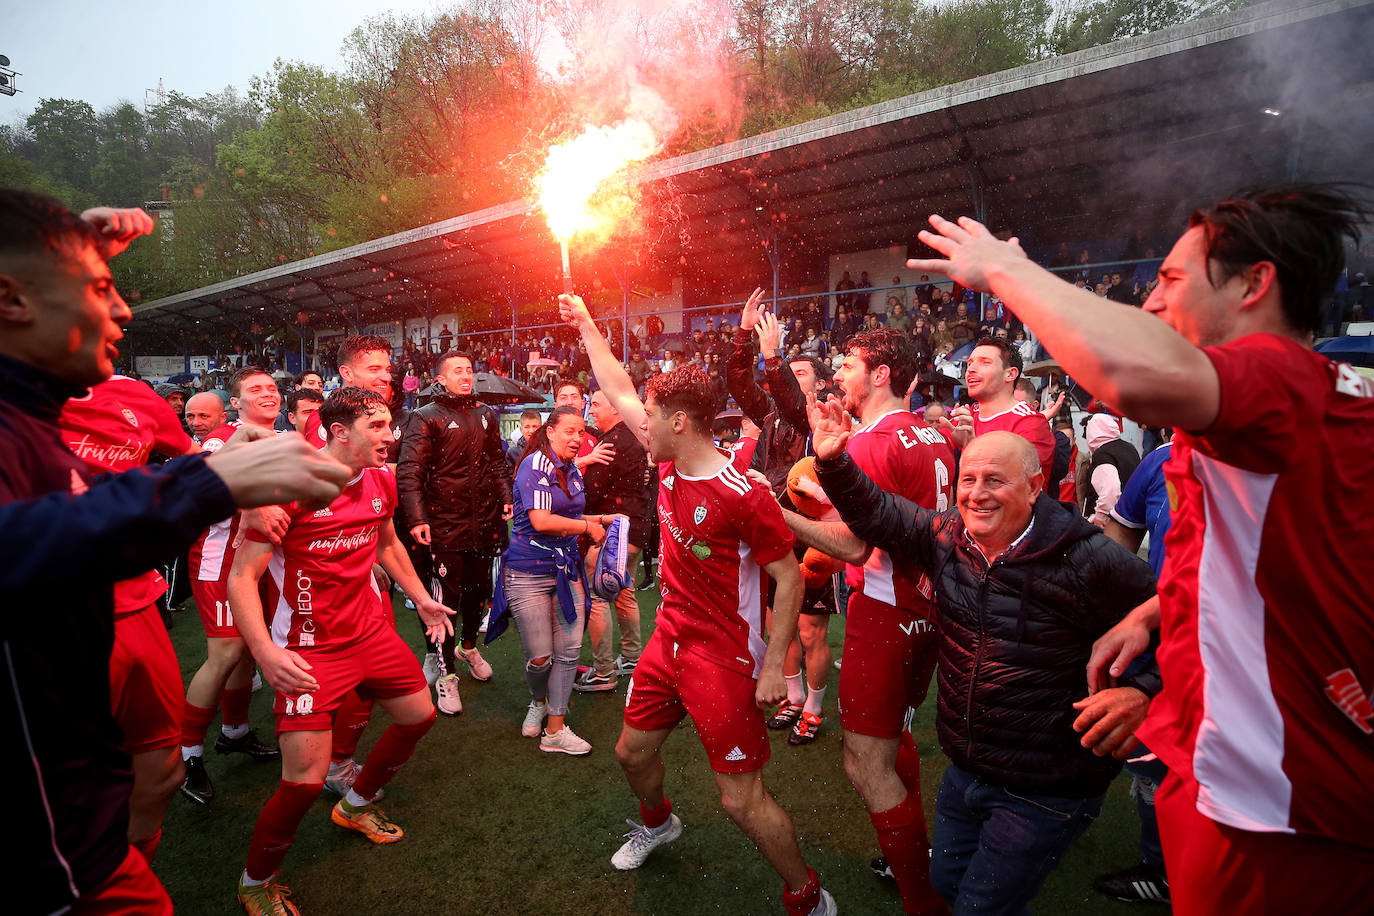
left=131, top=829, right=162, bottom=864
left=871, top=791, right=944, bottom=915
left=640, top=797, right=673, bottom=830
left=180, top=702, right=216, bottom=749
left=782, top=866, right=822, bottom=916
left=221, top=685, right=252, bottom=728
left=330, top=693, right=372, bottom=762
left=245, top=780, right=324, bottom=882
left=351, top=710, right=436, bottom=801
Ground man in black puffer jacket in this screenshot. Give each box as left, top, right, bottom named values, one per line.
left=812, top=418, right=1158, bottom=914
left=397, top=350, right=512, bottom=710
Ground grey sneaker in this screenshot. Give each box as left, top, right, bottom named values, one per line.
left=459, top=645, right=493, bottom=681
left=539, top=725, right=591, bottom=756
left=422, top=653, right=441, bottom=686
left=611, top=814, right=683, bottom=870
left=573, top=669, right=618, bottom=693
left=435, top=673, right=462, bottom=715
left=521, top=700, right=548, bottom=738
left=323, top=758, right=384, bottom=801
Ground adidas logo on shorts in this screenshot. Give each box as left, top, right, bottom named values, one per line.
left=724, top=746, right=747, bottom=762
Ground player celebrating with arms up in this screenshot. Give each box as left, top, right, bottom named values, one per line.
left=226, top=387, right=455, bottom=915
left=560, top=294, right=836, bottom=916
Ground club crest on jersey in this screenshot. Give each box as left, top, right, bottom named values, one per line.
left=122, top=407, right=138, bottom=427
left=438, top=562, right=448, bottom=576
left=393, top=427, right=402, bottom=440
left=693, top=505, right=707, bottom=525
left=372, top=497, right=384, bottom=514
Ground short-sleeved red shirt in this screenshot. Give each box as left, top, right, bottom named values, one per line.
left=845, top=410, right=954, bottom=615
left=654, top=449, right=795, bottom=678
left=60, top=377, right=194, bottom=615
left=1138, top=333, right=1374, bottom=848
left=254, top=466, right=397, bottom=652
left=972, top=401, right=1055, bottom=480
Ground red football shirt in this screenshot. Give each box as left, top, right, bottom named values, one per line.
left=845, top=410, right=954, bottom=614
left=654, top=449, right=795, bottom=678
left=256, top=466, right=397, bottom=652
left=1138, top=334, right=1374, bottom=849
left=60, top=377, right=194, bottom=615
left=189, top=420, right=273, bottom=585
left=972, top=401, right=1055, bottom=480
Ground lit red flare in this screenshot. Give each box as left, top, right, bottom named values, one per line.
left=535, top=118, right=660, bottom=244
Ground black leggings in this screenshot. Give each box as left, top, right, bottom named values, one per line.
left=427, top=549, right=496, bottom=667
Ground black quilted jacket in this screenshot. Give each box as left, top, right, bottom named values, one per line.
left=817, top=451, right=1159, bottom=798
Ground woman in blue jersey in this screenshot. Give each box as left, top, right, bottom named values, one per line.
left=487, top=406, right=612, bottom=755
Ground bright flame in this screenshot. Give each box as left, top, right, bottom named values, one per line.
left=535, top=118, right=661, bottom=243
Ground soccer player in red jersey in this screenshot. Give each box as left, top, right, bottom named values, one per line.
left=180, top=366, right=289, bottom=805
left=942, top=336, right=1055, bottom=479
left=560, top=294, right=836, bottom=916
left=227, top=386, right=454, bottom=915
left=909, top=184, right=1374, bottom=913
left=782, top=328, right=954, bottom=915
left=59, top=375, right=198, bottom=863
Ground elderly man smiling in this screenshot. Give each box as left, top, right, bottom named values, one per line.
left=808, top=415, right=1158, bottom=915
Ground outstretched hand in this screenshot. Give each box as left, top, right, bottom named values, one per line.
left=415, top=594, right=457, bottom=644
left=806, top=393, right=853, bottom=460
left=739, top=287, right=768, bottom=331
left=906, top=214, right=1030, bottom=293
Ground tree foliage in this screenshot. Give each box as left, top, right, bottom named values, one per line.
left=0, top=0, right=1256, bottom=301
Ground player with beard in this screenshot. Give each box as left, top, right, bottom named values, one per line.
left=560, top=294, right=836, bottom=916
left=228, top=387, right=454, bottom=915
left=179, top=366, right=289, bottom=805
left=781, top=328, right=954, bottom=915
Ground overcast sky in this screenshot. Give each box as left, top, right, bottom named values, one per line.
left=4, top=0, right=448, bottom=121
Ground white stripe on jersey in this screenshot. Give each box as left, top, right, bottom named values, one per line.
left=267, top=549, right=293, bottom=649
left=733, top=540, right=767, bottom=678
left=718, top=463, right=751, bottom=497
left=861, top=547, right=898, bottom=606
left=1190, top=452, right=1293, bottom=834
left=196, top=519, right=231, bottom=581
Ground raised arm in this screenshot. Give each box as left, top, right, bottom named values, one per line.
left=559, top=294, right=648, bottom=451
left=907, top=215, right=1219, bottom=429
left=725, top=294, right=776, bottom=428
left=807, top=395, right=940, bottom=572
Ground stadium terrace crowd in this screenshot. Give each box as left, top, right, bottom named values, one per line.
left=3, top=181, right=1373, bottom=916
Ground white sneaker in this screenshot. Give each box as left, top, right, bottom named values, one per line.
left=611, top=814, right=683, bottom=870
left=251, top=670, right=263, bottom=692
left=521, top=700, right=548, bottom=738
left=422, top=653, right=441, bottom=686
left=808, top=889, right=837, bottom=916
left=435, top=673, right=462, bottom=715
left=614, top=654, right=638, bottom=676
left=478, top=611, right=489, bottom=634
left=539, top=725, right=591, bottom=756
left=460, top=645, right=493, bottom=681
left=324, top=758, right=385, bottom=801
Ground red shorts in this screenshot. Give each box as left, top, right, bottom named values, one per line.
left=623, top=630, right=770, bottom=774
left=274, top=626, right=426, bottom=733
left=110, top=604, right=183, bottom=754
left=1155, top=772, right=1374, bottom=915
left=70, top=846, right=172, bottom=915
left=191, top=576, right=238, bottom=638
left=837, top=591, right=938, bottom=739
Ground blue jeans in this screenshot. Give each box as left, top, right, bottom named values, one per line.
left=504, top=568, right=585, bottom=716
left=1125, top=741, right=1167, bottom=867
left=932, top=762, right=1103, bottom=915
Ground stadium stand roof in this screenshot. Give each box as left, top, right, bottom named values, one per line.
left=129, top=0, right=1374, bottom=349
